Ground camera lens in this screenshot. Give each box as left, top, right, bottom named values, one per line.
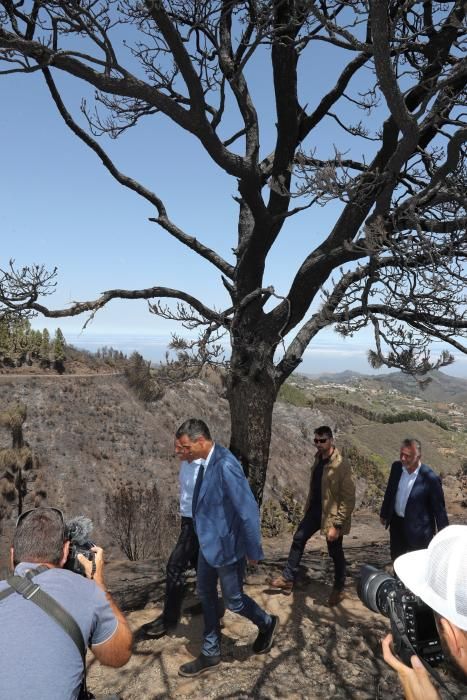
left=358, top=564, right=397, bottom=617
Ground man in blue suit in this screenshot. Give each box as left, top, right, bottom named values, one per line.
left=380, top=438, right=449, bottom=561
left=176, top=419, right=278, bottom=678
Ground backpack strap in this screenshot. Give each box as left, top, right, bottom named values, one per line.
left=3, top=568, right=92, bottom=697
left=0, top=586, right=15, bottom=602
left=7, top=573, right=87, bottom=664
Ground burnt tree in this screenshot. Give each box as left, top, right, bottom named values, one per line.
left=0, top=1, right=466, bottom=502
left=0, top=404, right=46, bottom=517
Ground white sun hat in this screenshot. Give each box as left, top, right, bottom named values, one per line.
left=394, top=524, right=467, bottom=631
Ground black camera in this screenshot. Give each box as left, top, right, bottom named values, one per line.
left=358, top=564, right=443, bottom=667
left=64, top=516, right=96, bottom=576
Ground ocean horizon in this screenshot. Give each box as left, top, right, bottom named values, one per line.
left=64, top=332, right=467, bottom=379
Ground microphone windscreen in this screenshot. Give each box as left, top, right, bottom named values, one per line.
left=66, top=516, right=93, bottom=545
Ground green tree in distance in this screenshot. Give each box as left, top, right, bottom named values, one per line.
left=53, top=327, right=66, bottom=373
left=39, top=328, right=50, bottom=368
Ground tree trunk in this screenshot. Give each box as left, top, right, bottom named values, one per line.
left=227, top=358, right=279, bottom=506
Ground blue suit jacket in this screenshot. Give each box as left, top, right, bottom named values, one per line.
left=193, top=443, right=264, bottom=567
left=380, top=462, right=449, bottom=549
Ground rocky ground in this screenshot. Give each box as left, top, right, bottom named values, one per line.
left=87, top=511, right=467, bottom=700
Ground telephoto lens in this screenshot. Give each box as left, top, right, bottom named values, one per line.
left=357, top=564, right=443, bottom=667
left=357, top=564, right=399, bottom=616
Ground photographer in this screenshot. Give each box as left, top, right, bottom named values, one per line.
left=381, top=524, right=467, bottom=699
left=0, top=507, right=132, bottom=700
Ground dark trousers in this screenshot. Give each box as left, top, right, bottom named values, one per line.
left=389, top=514, right=413, bottom=561
left=163, top=516, right=199, bottom=625
left=283, top=508, right=346, bottom=590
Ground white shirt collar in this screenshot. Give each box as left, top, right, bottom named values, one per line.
left=204, top=442, right=215, bottom=470
left=402, top=463, right=421, bottom=477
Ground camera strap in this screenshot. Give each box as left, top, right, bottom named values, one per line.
left=417, top=654, right=458, bottom=700
left=388, top=597, right=458, bottom=700
left=1, top=568, right=90, bottom=696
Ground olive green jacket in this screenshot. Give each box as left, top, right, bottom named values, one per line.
left=304, top=447, right=356, bottom=535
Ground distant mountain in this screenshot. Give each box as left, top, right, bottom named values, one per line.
left=372, top=370, right=467, bottom=405
left=307, top=370, right=367, bottom=382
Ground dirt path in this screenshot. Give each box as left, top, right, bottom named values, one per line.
left=85, top=517, right=466, bottom=699
left=0, top=508, right=460, bottom=697
left=0, top=372, right=123, bottom=380
left=88, top=577, right=394, bottom=700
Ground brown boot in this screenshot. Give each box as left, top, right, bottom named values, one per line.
left=327, top=588, right=345, bottom=606
left=269, top=575, right=293, bottom=594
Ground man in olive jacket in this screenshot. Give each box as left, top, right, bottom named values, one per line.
left=270, top=425, right=355, bottom=605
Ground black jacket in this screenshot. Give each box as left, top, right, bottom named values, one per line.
left=380, top=462, right=449, bottom=549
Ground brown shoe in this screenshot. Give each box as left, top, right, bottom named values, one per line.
left=269, top=575, right=293, bottom=593
left=327, top=588, right=345, bottom=607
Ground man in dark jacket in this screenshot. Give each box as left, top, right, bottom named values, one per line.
left=380, top=438, right=448, bottom=560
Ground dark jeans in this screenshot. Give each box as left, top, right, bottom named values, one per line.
left=163, top=516, right=199, bottom=625
left=283, top=508, right=346, bottom=590
left=197, top=551, right=272, bottom=657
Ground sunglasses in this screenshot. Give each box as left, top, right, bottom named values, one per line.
left=16, top=507, right=64, bottom=529
left=314, top=437, right=329, bottom=444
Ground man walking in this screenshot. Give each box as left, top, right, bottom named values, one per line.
left=175, top=418, right=278, bottom=677
left=380, top=438, right=448, bottom=560
left=141, top=442, right=202, bottom=638
left=270, top=425, right=355, bottom=606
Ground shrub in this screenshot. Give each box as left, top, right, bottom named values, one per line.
left=125, top=352, right=164, bottom=402
left=279, top=487, right=303, bottom=527
left=261, top=499, right=286, bottom=537
left=105, top=481, right=176, bottom=560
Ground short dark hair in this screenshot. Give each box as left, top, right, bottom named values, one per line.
left=401, top=438, right=421, bottom=452
left=13, top=508, right=65, bottom=566
left=175, top=418, right=211, bottom=441
left=315, top=425, right=333, bottom=439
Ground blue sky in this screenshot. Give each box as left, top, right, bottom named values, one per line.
left=1, top=18, right=466, bottom=378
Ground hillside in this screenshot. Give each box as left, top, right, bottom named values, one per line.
left=373, top=369, right=467, bottom=404
left=290, top=370, right=467, bottom=454
left=0, top=364, right=465, bottom=566
left=0, top=371, right=338, bottom=561
left=308, top=369, right=467, bottom=413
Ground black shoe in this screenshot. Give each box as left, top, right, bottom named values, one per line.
left=178, top=654, right=221, bottom=677
left=253, top=614, right=278, bottom=654
left=140, top=616, right=176, bottom=639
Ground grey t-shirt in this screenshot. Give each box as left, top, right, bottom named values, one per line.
left=0, top=562, right=118, bottom=700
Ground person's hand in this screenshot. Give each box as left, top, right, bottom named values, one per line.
left=326, top=526, right=340, bottom=542
left=380, top=516, right=387, bottom=526
left=78, top=546, right=105, bottom=587
left=247, top=558, right=258, bottom=565
left=381, top=634, right=440, bottom=700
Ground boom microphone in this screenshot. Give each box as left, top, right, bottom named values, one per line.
left=65, top=515, right=94, bottom=545
left=64, top=516, right=96, bottom=576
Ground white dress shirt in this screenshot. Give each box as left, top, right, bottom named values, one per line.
left=394, top=464, right=421, bottom=517
left=179, top=458, right=203, bottom=517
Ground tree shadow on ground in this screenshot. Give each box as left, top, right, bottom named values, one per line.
left=86, top=539, right=464, bottom=699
